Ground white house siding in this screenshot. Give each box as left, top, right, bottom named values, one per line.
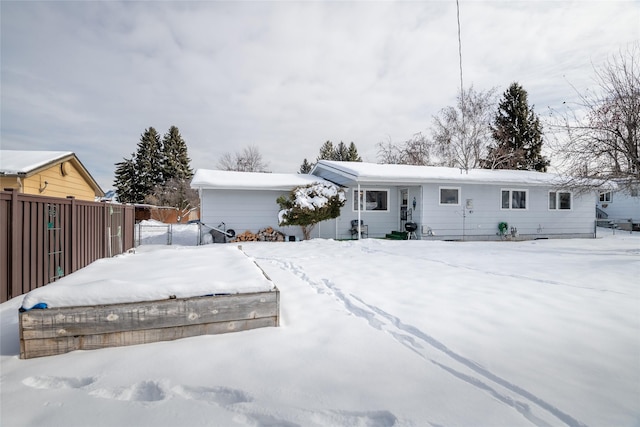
left=597, top=190, right=640, bottom=222
left=420, top=184, right=596, bottom=240
left=200, top=189, right=304, bottom=240
left=315, top=185, right=423, bottom=240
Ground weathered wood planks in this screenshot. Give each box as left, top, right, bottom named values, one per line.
left=19, top=289, right=279, bottom=359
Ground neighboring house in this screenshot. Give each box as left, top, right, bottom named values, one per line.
left=134, top=203, right=199, bottom=224
left=0, top=150, right=104, bottom=201
left=596, top=185, right=640, bottom=231
left=191, top=161, right=599, bottom=241
left=191, top=169, right=334, bottom=240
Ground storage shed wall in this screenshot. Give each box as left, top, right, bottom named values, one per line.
left=200, top=189, right=303, bottom=239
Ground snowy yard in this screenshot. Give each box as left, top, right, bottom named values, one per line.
left=1, top=229, right=638, bottom=426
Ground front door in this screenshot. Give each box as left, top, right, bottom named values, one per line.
left=400, top=189, right=409, bottom=230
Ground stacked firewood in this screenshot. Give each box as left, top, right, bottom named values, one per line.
left=231, top=227, right=286, bottom=242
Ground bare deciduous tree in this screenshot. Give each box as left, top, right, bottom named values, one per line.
left=217, top=145, right=269, bottom=172
left=432, top=86, right=496, bottom=170
left=376, top=132, right=432, bottom=165
left=379, top=87, right=496, bottom=169
left=145, top=178, right=200, bottom=222
left=549, top=43, right=640, bottom=191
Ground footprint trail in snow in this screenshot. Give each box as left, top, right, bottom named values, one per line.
left=260, top=256, right=588, bottom=427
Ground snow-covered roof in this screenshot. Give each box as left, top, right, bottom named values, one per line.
left=0, top=150, right=74, bottom=175
left=191, top=169, right=332, bottom=191
left=313, top=160, right=570, bottom=187
left=0, top=150, right=104, bottom=196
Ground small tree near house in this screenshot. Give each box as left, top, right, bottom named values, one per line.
left=277, top=182, right=346, bottom=240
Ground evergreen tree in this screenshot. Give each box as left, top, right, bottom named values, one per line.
left=317, top=140, right=362, bottom=162
left=134, top=127, right=164, bottom=200
left=299, top=158, right=314, bottom=174
left=113, top=155, right=138, bottom=203
left=347, top=142, right=362, bottom=162
left=317, top=141, right=335, bottom=161
left=161, top=126, right=193, bottom=181
left=483, top=82, right=549, bottom=171
left=113, top=126, right=195, bottom=205
left=299, top=140, right=362, bottom=173
left=334, top=142, right=349, bottom=160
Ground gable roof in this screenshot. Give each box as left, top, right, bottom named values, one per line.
left=312, top=160, right=568, bottom=187
left=191, top=169, right=332, bottom=191
left=0, top=150, right=74, bottom=174
left=0, top=150, right=104, bottom=197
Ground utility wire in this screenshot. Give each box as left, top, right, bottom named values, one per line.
left=456, top=0, right=467, bottom=172
left=456, top=0, right=464, bottom=96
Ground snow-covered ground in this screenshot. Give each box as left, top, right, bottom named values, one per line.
left=1, top=229, right=638, bottom=426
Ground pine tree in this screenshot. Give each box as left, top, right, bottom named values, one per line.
left=334, top=142, right=349, bottom=160
left=113, top=126, right=195, bottom=206
left=317, top=141, right=335, bottom=161
left=315, top=140, right=362, bottom=162
left=161, top=126, right=193, bottom=181
left=299, top=140, right=362, bottom=173
left=347, top=142, right=362, bottom=162
left=113, top=155, right=138, bottom=203
left=483, top=82, right=549, bottom=171
left=135, top=127, right=164, bottom=201
left=299, top=158, right=314, bottom=174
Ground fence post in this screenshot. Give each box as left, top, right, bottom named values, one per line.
left=67, top=196, right=77, bottom=273
left=104, top=204, right=110, bottom=257
left=10, top=188, right=21, bottom=300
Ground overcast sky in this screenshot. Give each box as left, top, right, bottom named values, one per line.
left=1, top=1, right=638, bottom=191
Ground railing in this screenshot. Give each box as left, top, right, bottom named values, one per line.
left=135, top=222, right=234, bottom=246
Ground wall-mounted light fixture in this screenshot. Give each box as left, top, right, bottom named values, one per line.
left=39, top=180, right=48, bottom=193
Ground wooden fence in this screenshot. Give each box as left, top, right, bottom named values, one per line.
left=0, top=189, right=135, bottom=303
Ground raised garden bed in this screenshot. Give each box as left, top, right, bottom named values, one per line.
left=18, top=245, right=279, bottom=359
left=20, top=289, right=279, bottom=359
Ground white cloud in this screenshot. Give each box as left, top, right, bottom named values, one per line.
left=1, top=0, right=638, bottom=190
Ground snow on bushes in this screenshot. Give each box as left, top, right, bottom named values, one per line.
left=277, top=182, right=346, bottom=239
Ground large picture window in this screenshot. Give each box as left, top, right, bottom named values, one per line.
left=439, top=187, right=460, bottom=205
left=549, top=191, right=572, bottom=210
left=501, top=189, right=527, bottom=210
left=353, top=189, right=389, bottom=212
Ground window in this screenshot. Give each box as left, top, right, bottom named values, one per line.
left=501, top=189, right=527, bottom=209
left=353, top=189, right=388, bottom=211
left=549, top=191, right=572, bottom=210
left=599, top=191, right=612, bottom=202
left=439, top=187, right=460, bottom=205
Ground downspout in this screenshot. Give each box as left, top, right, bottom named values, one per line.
left=357, top=183, right=361, bottom=239
left=421, top=185, right=424, bottom=236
